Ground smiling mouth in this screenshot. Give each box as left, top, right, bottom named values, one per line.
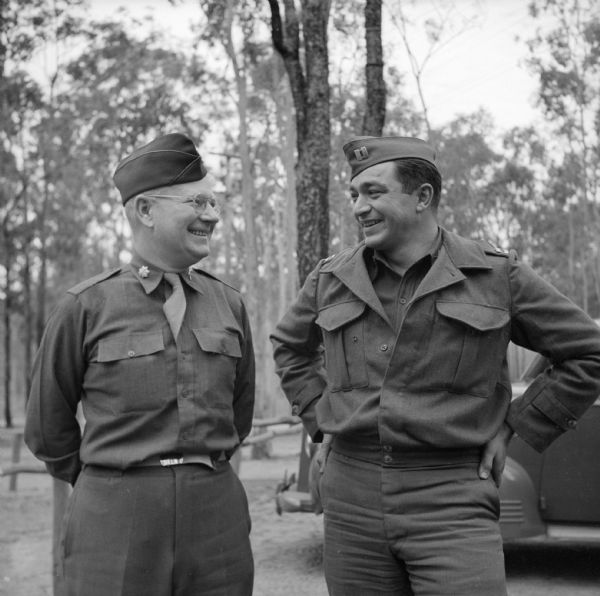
left=189, top=229, right=210, bottom=237
left=361, top=219, right=383, bottom=228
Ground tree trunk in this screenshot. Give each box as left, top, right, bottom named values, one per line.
left=35, top=161, right=51, bottom=346
left=221, top=155, right=234, bottom=278
left=362, top=0, right=386, bottom=136
left=274, top=64, right=298, bottom=312
left=22, top=242, right=32, bottom=402
left=268, top=0, right=331, bottom=284
left=568, top=208, right=575, bottom=299
left=223, top=0, right=258, bottom=312
left=3, top=232, right=13, bottom=428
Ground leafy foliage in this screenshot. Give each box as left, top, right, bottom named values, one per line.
left=1, top=0, right=598, bottom=426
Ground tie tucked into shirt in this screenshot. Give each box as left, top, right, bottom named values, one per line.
left=163, top=272, right=186, bottom=340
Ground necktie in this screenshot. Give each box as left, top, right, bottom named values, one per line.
left=163, top=273, right=186, bottom=340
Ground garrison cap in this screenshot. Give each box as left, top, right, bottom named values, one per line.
left=343, top=136, right=438, bottom=180
left=113, top=132, right=207, bottom=204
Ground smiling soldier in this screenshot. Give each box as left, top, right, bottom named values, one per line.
left=25, top=133, right=255, bottom=596
left=271, top=136, right=600, bottom=595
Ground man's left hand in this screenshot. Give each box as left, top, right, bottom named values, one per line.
left=478, top=423, right=514, bottom=487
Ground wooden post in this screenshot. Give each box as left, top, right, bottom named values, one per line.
left=9, top=431, right=23, bottom=491
left=53, top=478, right=71, bottom=594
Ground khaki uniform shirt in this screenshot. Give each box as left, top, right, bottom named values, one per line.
left=271, top=228, right=600, bottom=453
left=25, top=262, right=255, bottom=484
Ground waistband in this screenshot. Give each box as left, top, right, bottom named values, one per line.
left=137, top=453, right=216, bottom=468
left=84, top=452, right=227, bottom=476
left=332, top=436, right=481, bottom=468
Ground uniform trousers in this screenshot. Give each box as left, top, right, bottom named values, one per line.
left=57, top=461, right=253, bottom=596
left=321, top=439, right=506, bottom=596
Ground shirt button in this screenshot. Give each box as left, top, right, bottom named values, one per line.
left=291, top=404, right=300, bottom=416
left=352, top=336, right=358, bottom=343
left=400, top=298, right=407, bottom=304
left=383, top=445, right=392, bottom=452
left=383, top=454, right=393, bottom=464
left=127, top=350, right=135, bottom=357
left=567, top=419, right=577, bottom=429
left=379, top=344, right=389, bottom=352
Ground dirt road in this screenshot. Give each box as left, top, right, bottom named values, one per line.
left=1, top=434, right=599, bottom=595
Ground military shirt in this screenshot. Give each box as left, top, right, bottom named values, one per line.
left=25, top=261, right=255, bottom=484
left=271, top=228, right=600, bottom=453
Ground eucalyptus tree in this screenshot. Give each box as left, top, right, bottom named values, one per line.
left=0, top=0, right=83, bottom=425
left=362, top=0, right=386, bottom=136
left=527, top=0, right=600, bottom=314
left=267, top=0, right=331, bottom=285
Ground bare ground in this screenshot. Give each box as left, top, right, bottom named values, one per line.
left=1, top=433, right=600, bottom=596
left=0, top=433, right=328, bottom=596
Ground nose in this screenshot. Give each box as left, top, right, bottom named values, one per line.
left=352, top=194, right=372, bottom=217
left=200, top=203, right=220, bottom=222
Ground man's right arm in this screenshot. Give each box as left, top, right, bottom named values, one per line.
left=270, top=267, right=327, bottom=442
left=25, top=294, right=86, bottom=485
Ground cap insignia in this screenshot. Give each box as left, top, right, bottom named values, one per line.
left=354, top=146, right=369, bottom=161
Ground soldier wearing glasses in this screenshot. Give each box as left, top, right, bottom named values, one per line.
left=25, top=133, right=255, bottom=595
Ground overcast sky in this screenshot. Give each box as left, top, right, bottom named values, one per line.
left=400, top=0, right=544, bottom=129
left=88, top=0, right=545, bottom=132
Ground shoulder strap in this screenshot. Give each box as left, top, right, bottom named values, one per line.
left=67, top=267, right=122, bottom=295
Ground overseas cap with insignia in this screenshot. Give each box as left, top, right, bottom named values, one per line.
left=343, top=136, right=438, bottom=180
left=113, top=132, right=207, bottom=204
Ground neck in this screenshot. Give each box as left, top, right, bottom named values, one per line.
left=132, top=242, right=188, bottom=274
left=382, top=222, right=439, bottom=275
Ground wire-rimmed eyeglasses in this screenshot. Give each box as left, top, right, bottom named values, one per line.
left=140, top=193, right=221, bottom=216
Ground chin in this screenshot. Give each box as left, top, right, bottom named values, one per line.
left=191, top=248, right=210, bottom=262
left=363, top=235, right=384, bottom=249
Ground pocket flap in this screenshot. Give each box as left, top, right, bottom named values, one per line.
left=316, top=300, right=366, bottom=332
left=193, top=329, right=242, bottom=357
left=436, top=301, right=509, bottom=332
left=97, top=331, right=164, bottom=362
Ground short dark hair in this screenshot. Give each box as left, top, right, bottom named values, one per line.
left=393, top=159, right=442, bottom=209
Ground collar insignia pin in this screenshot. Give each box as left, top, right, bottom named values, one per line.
left=187, top=267, right=193, bottom=280
left=138, top=265, right=150, bottom=278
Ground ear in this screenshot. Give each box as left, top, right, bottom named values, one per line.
left=132, top=196, right=154, bottom=228
left=415, top=184, right=434, bottom=213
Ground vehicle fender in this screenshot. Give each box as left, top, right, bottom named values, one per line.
left=499, top=456, right=546, bottom=541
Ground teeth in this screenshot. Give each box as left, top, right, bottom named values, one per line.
left=190, top=230, right=208, bottom=236
left=362, top=220, right=381, bottom=228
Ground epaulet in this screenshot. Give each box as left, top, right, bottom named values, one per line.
left=190, top=267, right=241, bottom=292
left=481, top=239, right=510, bottom=258
left=67, top=267, right=122, bottom=295
left=319, top=246, right=360, bottom=272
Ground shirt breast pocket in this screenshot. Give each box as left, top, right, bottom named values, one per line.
left=92, top=330, right=168, bottom=412
left=316, top=300, right=369, bottom=392
left=192, top=328, right=242, bottom=407
left=432, top=301, right=510, bottom=397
